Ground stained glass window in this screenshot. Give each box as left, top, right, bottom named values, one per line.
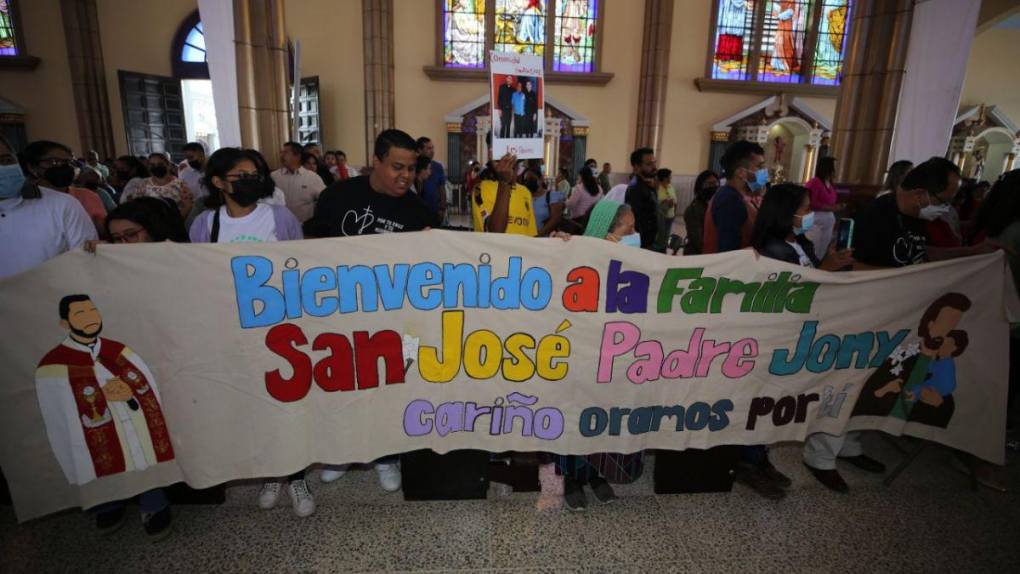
left=0, top=0, right=20, bottom=57
left=811, top=0, right=850, bottom=85
left=709, top=0, right=851, bottom=86
left=712, top=0, right=758, bottom=80
left=553, top=0, right=597, bottom=72
left=757, top=1, right=811, bottom=83
left=495, top=0, right=546, bottom=56
left=438, top=0, right=602, bottom=74
left=181, top=21, right=206, bottom=63
left=443, top=0, right=487, bottom=68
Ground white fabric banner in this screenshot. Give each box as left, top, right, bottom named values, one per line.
left=890, top=0, right=981, bottom=165
left=0, top=232, right=1012, bottom=522
left=197, top=0, right=242, bottom=148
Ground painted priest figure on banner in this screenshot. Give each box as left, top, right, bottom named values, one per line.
left=35, top=294, right=175, bottom=486
left=490, top=51, right=545, bottom=160
left=850, top=293, right=971, bottom=429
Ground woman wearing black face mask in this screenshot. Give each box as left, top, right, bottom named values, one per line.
left=111, top=155, right=149, bottom=200
left=189, top=147, right=302, bottom=244
left=20, top=140, right=108, bottom=237
left=683, top=169, right=720, bottom=255
left=190, top=147, right=311, bottom=516
left=121, top=152, right=194, bottom=218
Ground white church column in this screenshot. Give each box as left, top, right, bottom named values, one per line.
left=197, top=0, right=242, bottom=148
left=477, top=116, right=492, bottom=164
left=544, top=117, right=562, bottom=177
left=889, top=0, right=981, bottom=165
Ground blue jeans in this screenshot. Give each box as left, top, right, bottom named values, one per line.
left=91, top=488, right=168, bottom=515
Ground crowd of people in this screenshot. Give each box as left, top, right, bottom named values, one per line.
left=1, top=128, right=1018, bottom=539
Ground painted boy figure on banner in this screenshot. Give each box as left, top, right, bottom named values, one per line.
left=851, top=293, right=972, bottom=429
left=35, top=295, right=174, bottom=486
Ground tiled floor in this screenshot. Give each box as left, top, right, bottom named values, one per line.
left=2, top=436, right=1018, bottom=573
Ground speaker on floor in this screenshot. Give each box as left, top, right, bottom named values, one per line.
left=653, top=446, right=738, bottom=494
left=401, top=449, right=489, bottom=501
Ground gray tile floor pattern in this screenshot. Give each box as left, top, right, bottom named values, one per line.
left=2, top=436, right=1018, bottom=574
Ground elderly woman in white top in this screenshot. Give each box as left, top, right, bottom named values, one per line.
left=121, top=152, right=194, bottom=217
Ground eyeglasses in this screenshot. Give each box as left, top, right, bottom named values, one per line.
left=225, top=172, right=263, bottom=183
left=110, top=227, right=147, bottom=243
left=38, top=157, right=73, bottom=168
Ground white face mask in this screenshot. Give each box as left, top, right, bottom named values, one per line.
left=918, top=204, right=951, bottom=221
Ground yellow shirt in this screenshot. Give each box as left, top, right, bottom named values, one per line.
left=658, top=184, right=677, bottom=218
left=471, top=180, right=538, bottom=236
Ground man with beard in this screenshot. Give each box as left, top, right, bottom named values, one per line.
left=35, top=295, right=174, bottom=536
left=624, top=147, right=660, bottom=250
left=498, top=75, right=516, bottom=139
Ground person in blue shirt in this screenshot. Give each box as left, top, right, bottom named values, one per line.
left=415, top=137, right=447, bottom=221
left=524, top=166, right=566, bottom=236
left=512, top=84, right=527, bottom=138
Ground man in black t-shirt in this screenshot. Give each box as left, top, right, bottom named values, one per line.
left=301, top=128, right=435, bottom=493
left=624, top=147, right=660, bottom=250
left=304, top=129, right=437, bottom=238
left=854, top=157, right=995, bottom=269
left=854, top=192, right=930, bottom=268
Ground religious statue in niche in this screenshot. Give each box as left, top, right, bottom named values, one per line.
left=970, top=149, right=986, bottom=181
left=850, top=293, right=972, bottom=429
left=35, top=295, right=175, bottom=486
left=772, top=136, right=786, bottom=166
left=771, top=0, right=802, bottom=74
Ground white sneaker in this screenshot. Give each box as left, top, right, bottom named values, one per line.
left=375, top=462, right=401, bottom=492
left=257, top=481, right=282, bottom=510
left=288, top=479, right=316, bottom=517
left=320, top=465, right=349, bottom=483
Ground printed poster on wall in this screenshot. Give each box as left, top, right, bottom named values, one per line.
left=490, top=51, right=545, bottom=160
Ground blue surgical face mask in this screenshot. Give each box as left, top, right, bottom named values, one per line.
left=794, top=211, right=815, bottom=235
left=747, top=168, right=770, bottom=193
left=0, top=163, right=26, bottom=199
left=620, top=232, right=642, bottom=248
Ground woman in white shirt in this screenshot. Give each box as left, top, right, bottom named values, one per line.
left=121, top=152, right=194, bottom=218
left=188, top=147, right=310, bottom=516
left=189, top=148, right=301, bottom=244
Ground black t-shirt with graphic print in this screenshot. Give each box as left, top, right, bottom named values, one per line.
left=853, top=193, right=929, bottom=268
left=303, top=175, right=437, bottom=237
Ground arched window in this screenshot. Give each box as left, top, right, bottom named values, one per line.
left=171, top=10, right=209, bottom=80
left=0, top=0, right=20, bottom=56
left=430, top=0, right=611, bottom=85
left=699, top=0, right=851, bottom=95
left=0, top=0, right=39, bottom=69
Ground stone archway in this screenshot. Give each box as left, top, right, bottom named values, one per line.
left=967, top=127, right=1017, bottom=181
left=949, top=105, right=1020, bottom=181
left=765, top=115, right=815, bottom=184
left=708, top=95, right=830, bottom=184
